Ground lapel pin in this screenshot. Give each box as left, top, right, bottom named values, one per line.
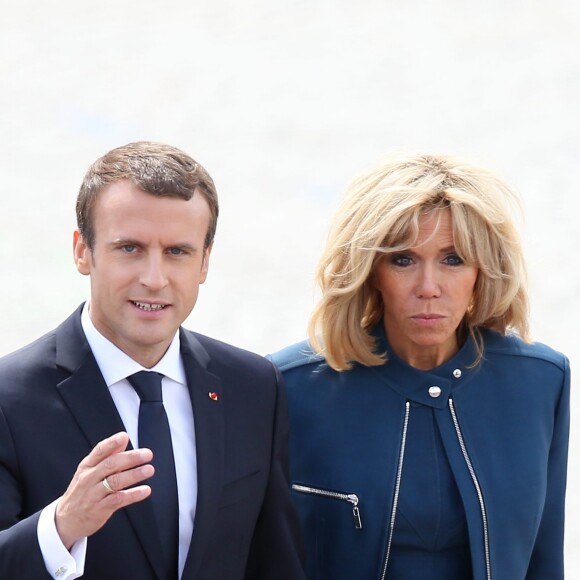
left=208, top=392, right=218, bottom=401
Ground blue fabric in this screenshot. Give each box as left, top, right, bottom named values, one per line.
left=389, top=404, right=472, bottom=579
left=271, top=327, right=570, bottom=580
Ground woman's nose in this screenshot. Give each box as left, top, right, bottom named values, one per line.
left=415, top=265, right=441, bottom=299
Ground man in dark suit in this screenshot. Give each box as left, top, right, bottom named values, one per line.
left=0, top=142, right=305, bottom=579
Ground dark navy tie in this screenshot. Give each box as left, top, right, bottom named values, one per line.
left=128, top=371, right=179, bottom=579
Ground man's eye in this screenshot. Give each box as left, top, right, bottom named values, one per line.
left=121, top=245, right=137, bottom=253
left=168, top=248, right=185, bottom=256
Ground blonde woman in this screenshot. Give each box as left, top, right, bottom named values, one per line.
left=271, top=154, right=570, bottom=580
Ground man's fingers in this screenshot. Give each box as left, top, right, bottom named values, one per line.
left=104, top=463, right=154, bottom=494
left=55, top=435, right=154, bottom=549
left=81, top=432, right=130, bottom=468
left=97, top=447, right=153, bottom=480
left=79, top=433, right=153, bottom=483
left=101, top=485, right=153, bottom=509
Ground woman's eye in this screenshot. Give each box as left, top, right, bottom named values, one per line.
left=444, top=254, right=463, bottom=266
left=391, top=255, right=413, bottom=267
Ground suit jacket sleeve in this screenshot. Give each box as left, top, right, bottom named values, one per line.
left=243, top=365, right=305, bottom=580
left=0, top=405, right=52, bottom=578
left=526, top=356, right=570, bottom=579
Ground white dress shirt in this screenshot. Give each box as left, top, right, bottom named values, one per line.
left=38, top=304, right=198, bottom=579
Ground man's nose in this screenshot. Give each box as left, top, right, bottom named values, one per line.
left=139, top=254, right=169, bottom=290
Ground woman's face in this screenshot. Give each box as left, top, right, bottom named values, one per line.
left=373, top=209, right=478, bottom=369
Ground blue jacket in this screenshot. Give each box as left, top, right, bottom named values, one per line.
left=271, top=328, right=570, bottom=580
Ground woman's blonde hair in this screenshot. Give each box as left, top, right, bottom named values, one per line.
left=308, top=153, right=530, bottom=371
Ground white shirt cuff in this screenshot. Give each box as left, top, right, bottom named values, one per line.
left=37, top=498, right=87, bottom=579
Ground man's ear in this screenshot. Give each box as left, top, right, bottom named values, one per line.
left=73, top=230, right=92, bottom=275
left=200, top=243, right=212, bottom=284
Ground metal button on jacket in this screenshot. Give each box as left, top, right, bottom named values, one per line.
left=428, top=386, right=442, bottom=398
left=453, top=369, right=462, bottom=378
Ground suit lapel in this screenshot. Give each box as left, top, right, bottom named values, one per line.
left=180, top=330, right=225, bottom=579
left=54, top=307, right=167, bottom=580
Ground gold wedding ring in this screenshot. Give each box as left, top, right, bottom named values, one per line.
left=102, top=477, right=115, bottom=494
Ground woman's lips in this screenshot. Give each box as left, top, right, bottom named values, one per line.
left=412, top=313, right=444, bottom=319
left=411, top=314, right=445, bottom=325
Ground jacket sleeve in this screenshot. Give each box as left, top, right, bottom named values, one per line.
left=0, top=405, right=52, bottom=578
left=243, top=365, right=306, bottom=580
left=526, top=356, right=571, bottom=579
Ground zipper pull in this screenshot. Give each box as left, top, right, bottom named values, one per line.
left=352, top=505, right=362, bottom=529
left=347, top=494, right=362, bottom=529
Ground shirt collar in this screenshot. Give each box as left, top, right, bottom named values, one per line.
left=81, top=302, right=186, bottom=387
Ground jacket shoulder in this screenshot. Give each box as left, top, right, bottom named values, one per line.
left=0, top=331, right=56, bottom=374
left=483, top=330, right=569, bottom=371
left=268, top=340, right=325, bottom=372
left=181, top=328, right=275, bottom=375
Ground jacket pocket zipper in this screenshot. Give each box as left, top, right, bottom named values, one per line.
left=292, top=483, right=362, bottom=529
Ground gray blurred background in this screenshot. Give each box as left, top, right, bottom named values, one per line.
left=1, top=0, right=578, bottom=573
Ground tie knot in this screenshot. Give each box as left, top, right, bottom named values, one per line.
left=128, top=371, right=164, bottom=402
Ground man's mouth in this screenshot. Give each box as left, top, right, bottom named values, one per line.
left=132, top=301, right=167, bottom=312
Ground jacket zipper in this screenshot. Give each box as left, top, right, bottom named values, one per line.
left=449, top=398, right=491, bottom=580
left=379, top=400, right=410, bottom=580
left=292, top=483, right=362, bottom=528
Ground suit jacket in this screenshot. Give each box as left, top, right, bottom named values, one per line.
left=0, top=305, right=305, bottom=579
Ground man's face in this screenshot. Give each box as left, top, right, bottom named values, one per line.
left=74, top=180, right=212, bottom=367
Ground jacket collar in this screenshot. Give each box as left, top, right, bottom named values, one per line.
left=369, top=324, right=481, bottom=409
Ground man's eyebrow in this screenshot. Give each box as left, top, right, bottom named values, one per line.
left=108, top=239, right=199, bottom=251
left=167, top=242, right=199, bottom=252
left=109, top=238, right=140, bottom=246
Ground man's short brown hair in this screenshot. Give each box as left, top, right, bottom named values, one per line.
left=76, top=141, right=219, bottom=250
